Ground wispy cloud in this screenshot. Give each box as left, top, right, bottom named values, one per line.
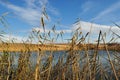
left=72, top=21, right=120, bottom=42
left=81, top=1, right=94, bottom=13
left=34, top=20, right=120, bottom=37
left=33, top=27, right=72, bottom=33
left=2, top=21, right=120, bottom=43
left=0, top=0, right=59, bottom=25
left=91, top=1, right=120, bottom=21
left=73, top=21, right=120, bottom=34
left=1, top=34, right=28, bottom=43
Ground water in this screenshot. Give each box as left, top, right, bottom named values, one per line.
left=0, top=50, right=119, bottom=69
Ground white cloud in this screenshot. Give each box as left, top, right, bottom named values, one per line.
left=0, top=0, right=59, bottom=25
left=33, top=20, right=120, bottom=38
left=91, top=1, right=120, bottom=21
left=72, top=21, right=120, bottom=42
left=1, top=34, right=28, bottom=43
left=1, top=20, right=120, bottom=43
left=81, top=1, right=94, bottom=13
left=76, top=21, right=119, bottom=33
left=33, top=27, right=72, bottom=33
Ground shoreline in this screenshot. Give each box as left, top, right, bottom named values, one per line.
left=0, top=43, right=119, bottom=52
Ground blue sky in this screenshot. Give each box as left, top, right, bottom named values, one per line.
left=0, top=0, right=120, bottom=43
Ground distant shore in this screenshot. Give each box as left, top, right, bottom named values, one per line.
left=0, top=43, right=119, bottom=52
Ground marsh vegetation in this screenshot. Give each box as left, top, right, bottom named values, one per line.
left=0, top=10, right=120, bottom=80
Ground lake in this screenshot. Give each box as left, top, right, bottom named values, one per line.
left=7, top=50, right=119, bottom=68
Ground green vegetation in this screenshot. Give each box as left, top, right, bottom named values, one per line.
left=0, top=10, right=120, bottom=80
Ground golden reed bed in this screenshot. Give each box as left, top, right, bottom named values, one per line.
left=0, top=43, right=119, bottom=52
left=0, top=43, right=70, bottom=52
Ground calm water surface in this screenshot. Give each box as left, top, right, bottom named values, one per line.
left=0, top=50, right=119, bottom=68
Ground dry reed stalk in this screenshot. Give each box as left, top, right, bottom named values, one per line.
left=84, top=47, right=92, bottom=80
left=101, top=33, right=118, bottom=80
left=35, top=48, right=41, bottom=80
left=6, top=53, right=11, bottom=80
left=46, top=54, right=53, bottom=80
left=91, top=30, right=102, bottom=80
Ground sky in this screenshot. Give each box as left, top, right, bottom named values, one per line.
left=0, top=0, right=120, bottom=43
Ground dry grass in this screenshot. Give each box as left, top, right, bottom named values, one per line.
left=0, top=43, right=119, bottom=52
